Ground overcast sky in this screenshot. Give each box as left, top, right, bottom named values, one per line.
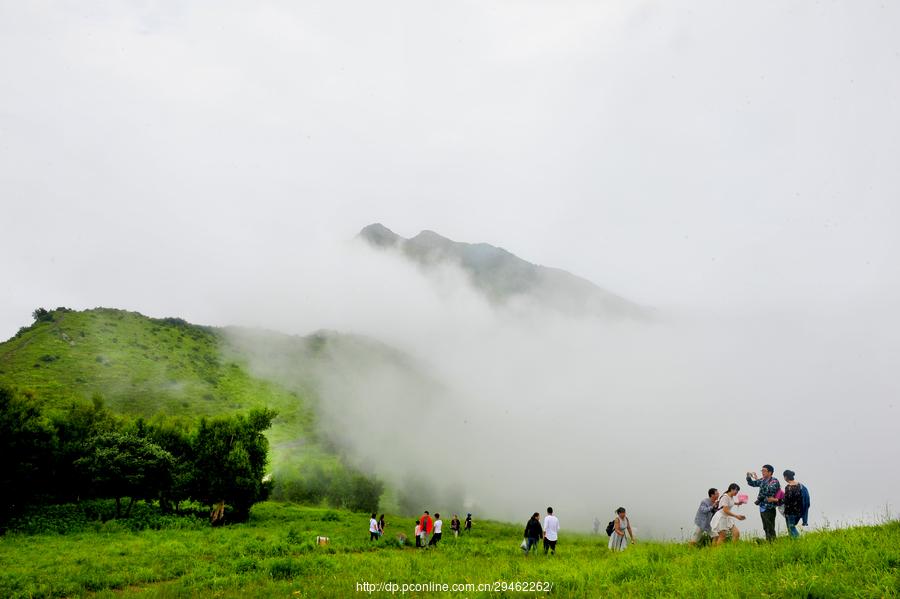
left=2, top=0, right=899, bottom=336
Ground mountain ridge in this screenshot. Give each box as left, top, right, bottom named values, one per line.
left=358, top=223, right=648, bottom=319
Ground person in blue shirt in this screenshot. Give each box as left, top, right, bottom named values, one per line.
left=746, top=464, right=781, bottom=541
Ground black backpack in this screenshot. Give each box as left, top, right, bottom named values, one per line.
left=605, top=520, right=615, bottom=536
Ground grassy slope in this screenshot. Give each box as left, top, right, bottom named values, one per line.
left=1, top=502, right=898, bottom=598
left=0, top=308, right=332, bottom=475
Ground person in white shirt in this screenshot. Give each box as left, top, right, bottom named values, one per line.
left=542, top=507, right=560, bottom=554
left=429, top=513, right=443, bottom=546
left=369, top=513, right=379, bottom=541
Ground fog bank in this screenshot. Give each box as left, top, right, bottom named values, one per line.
left=229, top=238, right=900, bottom=538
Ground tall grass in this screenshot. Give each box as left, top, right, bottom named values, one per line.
left=1, top=502, right=898, bottom=598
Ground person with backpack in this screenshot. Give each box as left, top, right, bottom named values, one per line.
left=522, top=512, right=543, bottom=555
left=608, top=507, right=635, bottom=551
left=542, top=507, right=559, bottom=555
left=780, top=469, right=811, bottom=538
left=746, top=465, right=781, bottom=541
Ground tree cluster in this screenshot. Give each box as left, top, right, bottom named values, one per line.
left=0, top=386, right=275, bottom=526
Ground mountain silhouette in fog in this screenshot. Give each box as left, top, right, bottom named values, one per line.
left=358, top=223, right=648, bottom=319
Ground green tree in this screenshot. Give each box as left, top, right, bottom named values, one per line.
left=52, top=395, right=119, bottom=502
left=75, top=432, right=175, bottom=517
left=31, top=307, right=53, bottom=323
left=191, top=408, right=276, bottom=522
left=0, top=387, right=57, bottom=522
left=139, top=418, right=195, bottom=512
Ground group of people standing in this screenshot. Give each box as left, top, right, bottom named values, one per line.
left=368, top=464, right=810, bottom=550
left=692, top=464, right=811, bottom=545
left=369, top=513, right=387, bottom=541
left=523, top=506, right=636, bottom=555
left=521, top=507, right=561, bottom=555
left=410, top=512, right=471, bottom=547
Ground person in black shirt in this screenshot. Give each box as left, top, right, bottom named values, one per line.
left=522, top=512, right=543, bottom=555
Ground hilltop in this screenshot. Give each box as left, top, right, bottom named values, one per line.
left=358, top=223, right=648, bottom=319
left=0, top=308, right=398, bottom=501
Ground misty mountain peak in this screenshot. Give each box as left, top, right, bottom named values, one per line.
left=357, top=223, right=649, bottom=320
left=358, top=223, right=402, bottom=248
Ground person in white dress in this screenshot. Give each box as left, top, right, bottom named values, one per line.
left=608, top=507, right=635, bottom=551
left=710, top=483, right=747, bottom=545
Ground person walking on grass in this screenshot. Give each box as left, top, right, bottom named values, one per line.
left=465, top=513, right=472, bottom=533
left=608, top=507, right=635, bottom=551
left=429, top=513, right=443, bottom=546
left=747, top=464, right=781, bottom=541
left=690, top=488, right=720, bottom=545
left=522, top=512, right=543, bottom=555
left=593, top=517, right=601, bottom=535
left=543, top=507, right=560, bottom=555
left=780, top=470, right=811, bottom=538
left=414, top=520, right=423, bottom=548
left=450, top=514, right=461, bottom=538
left=420, top=511, right=433, bottom=546
left=378, top=514, right=386, bottom=538
left=369, top=513, right=380, bottom=541
left=710, top=483, right=747, bottom=545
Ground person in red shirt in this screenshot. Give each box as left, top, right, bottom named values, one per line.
left=420, top=511, right=433, bottom=546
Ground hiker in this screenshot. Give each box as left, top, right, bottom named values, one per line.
left=522, top=512, right=543, bottom=555
left=378, top=514, right=386, bottom=537
left=593, top=517, right=601, bottom=535
left=710, top=483, right=746, bottom=545
left=780, top=470, right=811, bottom=538
left=420, top=511, right=433, bottom=546
left=429, top=513, right=443, bottom=546
left=369, top=513, right=379, bottom=541
left=747, top=465, right=781, bottom=541
left=465, top=513, right=472, bottom=533
left=542, top=507, right=560, bottom=554
left=690, top=488, right=720, bottom=545
left=414, top=519, right=422, bottom=548
left=450, top=514, right=461, bottom=538
left=608, top=507, right=635, bottom=551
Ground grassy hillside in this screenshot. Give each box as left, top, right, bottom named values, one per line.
left=0, top=308, right=340, bottom=483
left=1, top=502, right=897, bottom=598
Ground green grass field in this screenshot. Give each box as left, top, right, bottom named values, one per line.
left=2, top=502, right=898, bottom=598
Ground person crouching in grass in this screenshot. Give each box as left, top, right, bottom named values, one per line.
left=691, top=488, right=720, bottom=545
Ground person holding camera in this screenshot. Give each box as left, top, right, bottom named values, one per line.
left=746, top=464, right=781, bottom=541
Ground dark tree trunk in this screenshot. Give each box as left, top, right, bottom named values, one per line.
left=125, top=497, right=135, bottom=517
left=115, top=497, right=121, bottom=518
